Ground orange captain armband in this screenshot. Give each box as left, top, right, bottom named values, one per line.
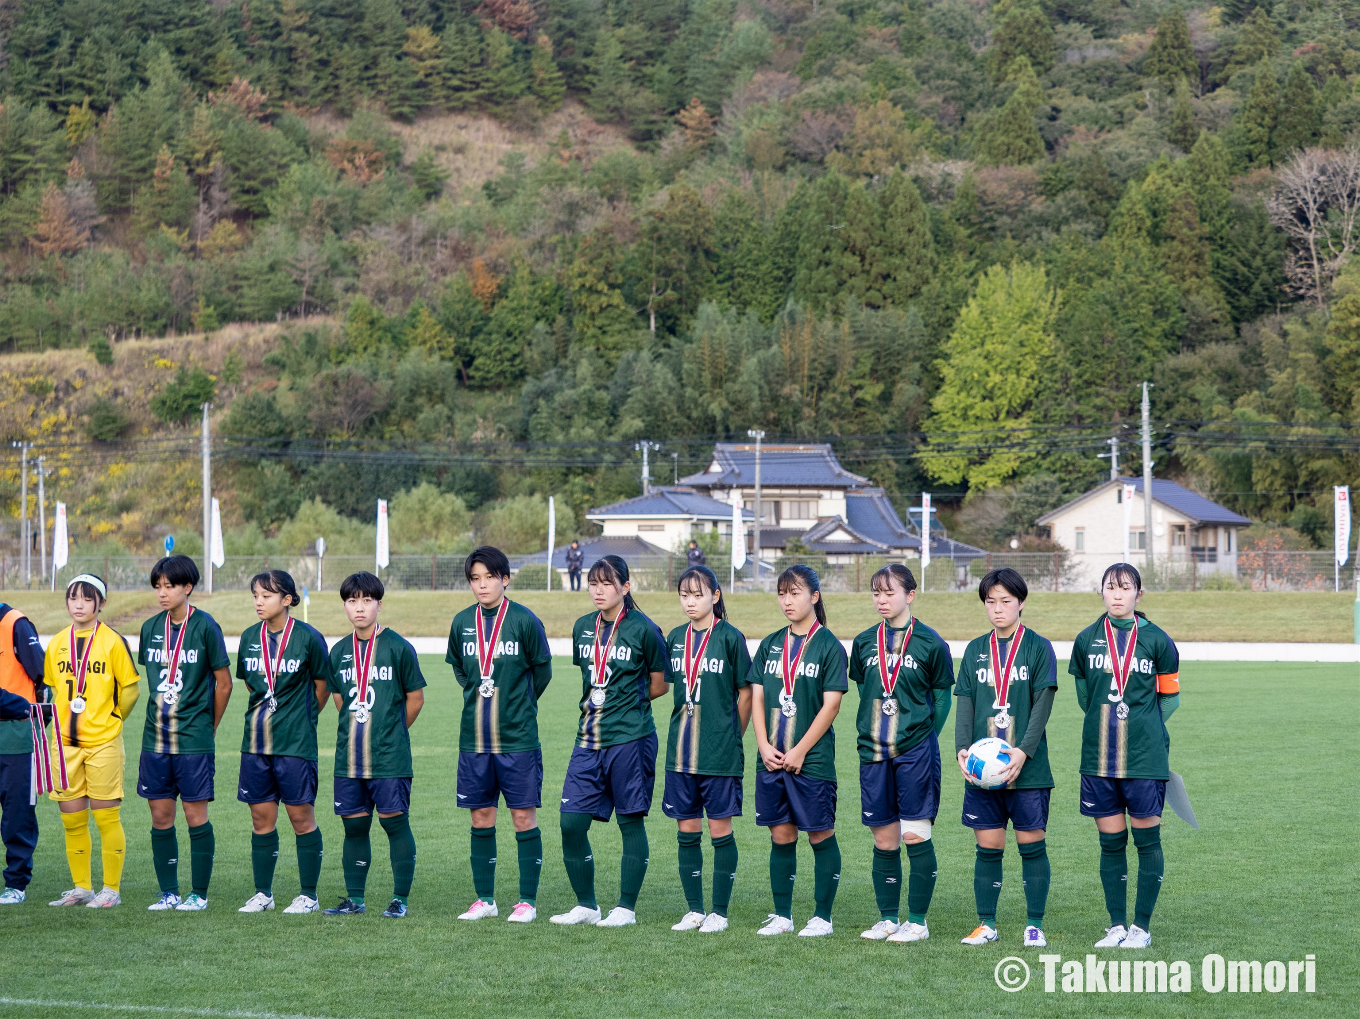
left=1156, top=672, right=1180, bottom=695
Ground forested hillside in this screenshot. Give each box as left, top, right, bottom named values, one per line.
left=1, top=0, right=1358, bottom=556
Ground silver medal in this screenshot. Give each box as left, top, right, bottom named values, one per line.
left=479, top=678, right=495, bottom=699
left=1115, top=701, right=1129, bottom=720
left=163, top=691, right=178, bottom=707
left=881, top=698, right=898, bottom=716
left=267, top=696, right=278, bottom=714
left=590, top=688, right=606, bottom=707
left=780, top=699, right=797, bottom=719
left=994, top=710, right=1011, bottom=730
left=354, top=705, right=371, bottom=724
left=685, top=702, right=694, bottom=717
left=70, top=696, right=86, bottom=715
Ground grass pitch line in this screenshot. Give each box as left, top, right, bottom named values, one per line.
left=0, top=999, right=348, bottom=1019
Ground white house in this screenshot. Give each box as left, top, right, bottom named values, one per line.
left=584, top=487, right=751, bottom=553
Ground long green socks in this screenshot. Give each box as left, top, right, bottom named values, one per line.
left=811, top=835, right=840, bottom=921
left=251, top=829, right=279, bottom=896
left=617, top=814, right=649, bottom=910
left=515, top=827, right=543, bottom=905
left=872, top=845, right=902, bottom=921
left=342, top=814, right=373, bottom=903
left=151, top=826, right=178, bottom=894
left=561, top=812, right=597, bottom=909
left=1099, top=828, right=1129, bottom=927
left=188, top=822, right=214, bottom=897
left=1131, top=825, right=1163, bottom=931
left=974, top=845, right=1004, bottom=926
left=380, top=812, right=416, bottom=900
left=906, top=839, right=937, bottom=925
left=471, top=825, right=497, bottom=902
left=711, top=833, right=737, bottom=917
left=677, top=830, right=704, bottom=912
left=1019, top=838, right=1050, bottom=927
left=769, top=839, right=797, bottom=919
left=296, top=827, right=323, bottom=899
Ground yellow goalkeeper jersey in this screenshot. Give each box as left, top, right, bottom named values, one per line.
left=43, top=622, right=140, bottom=748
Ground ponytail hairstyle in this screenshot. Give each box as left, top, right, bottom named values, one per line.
left=870, top=563, right=917, bottom=596
left=587, top=554, right=638, bottom=614
left=1100, top=562, right=1149, bottom=620
left=250, top=569, right=301, bottom=608
left=677, top=565, right=726, bottom=621
left=777, top=564, right=827, bottom=628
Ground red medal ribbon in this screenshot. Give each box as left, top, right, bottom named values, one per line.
left=352, top=626, right=381, bottom=710
left=876, top=618, right=914, bottom=702
left=988, top=624, right=1026, bottom=711
left=781, top=620, right=821, bottom=700
left=682, top=622, right=714, bottom=706
left=475, top=599, right=510, bottom=680
left=67, top=621, right=99, bottom=700
left=591, top=608, right=626, bottom=691
left=1102, top=616, right=1138, bottom=702
left=261, top=618, right=295, bottom=703
left=30, top=703, right=66, bottom=795
left=162, top=606, right=194, bottom=700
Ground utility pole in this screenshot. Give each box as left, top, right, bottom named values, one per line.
left=672, top=452, right=679, bottom=485
left=14, top=442, right=30, bottom=585
left=1141, top=382, right=1154, bottom=570
left=202, top=402, right=213, bottom=594
left=1098, top=435, right=1120, bottom=481
left=747, top=429, right=765, bottom=590
left=635, top=441, right=660, bottom=496
left=36, top=456, right=47, bottom=582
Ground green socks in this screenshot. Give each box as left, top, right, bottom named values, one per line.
left=251, top=829, right=279, bottom=896
left=471, top=826, right=497, bottom=902
left=871, top=845, right=902, bottom=921
left=1099, top=828, right=1129, bottom=928
left=342, top=814, right=373, bottom=902
left=296, top=827, right=323, bottom=899
left=1019, top=838, right=1050, bottom=927
left=560, top=812, right=597, bottom=909
left=811, top=835, right=840, bottom=922
left=150, top=825, right=178, bottom=895
left=974, top=846, right=1004, bottom=926
left=380, top=812, right=416, bottom=899
left=711, top=833, right=738, bottom=918
left=617, top=814, right=649, bottom=911
left=769, top=839, right=797, bottom=919
left=515, top=826, right=543, bottom=905
left=677, top=830, right=704, bottom=913
left=1131, top=825, right=1163, bottom=931
left=905, top=839, right=937, bottom=924
left=188, top=821, right=214, bottom=897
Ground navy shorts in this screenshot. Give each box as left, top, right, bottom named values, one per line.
left=859, top=737, right=940, bottom=827
left=1079, top=776, right=1167, bottom=819
left=962, top=786, right=1051, bottom=831
left=661, top=772, right=742, bottom=820
left=754, top=769, right=837, bottom=832
left=561, top=733, right=657, bottom=821
left=457, top=750, right=543, bottom=810
left=334, top=776, right=411, bottom=815
left=237, top=753, right=318, bottom=806
left=138, top=751, right=215, bottom=802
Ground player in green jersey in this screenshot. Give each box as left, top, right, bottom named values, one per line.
left=662, top=565, right=752, bottom=934
left=235, top=570, right=336, bottom=916
left=1070, top=563, right=1181, bottom=950
left=847, top=563, right=954, bottom=944
left=552, top=555, right=668, bottom=928
left=750, top=565, right=848, bottom=938
left=138, top=556, right=232, bottom=912
left=447, top=547, right=554, bottom=924
left=323, top=572, right=425, bottom=919
left=954, top=568, right=1058, bottom=949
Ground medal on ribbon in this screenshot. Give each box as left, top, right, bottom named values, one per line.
left=351, top=627, right=380, bottom=724
left=475, top=599, right=510, bottom=700
left=159, top=607, right=193, bottom=708
left=67, top=621, right=99, bottom=715
left=1103, top=616, right=1137, bottom=721
left=261, top=618, right=294, bottom=715
left=590, top=608, right=625, bottom=709
left=988, top=624, right=1025, bottom=730
left=779, top=621, right=820, bottom=719
left=876, top=618, right=913, bottom=717
left=682, top=622, right=714, bottom=718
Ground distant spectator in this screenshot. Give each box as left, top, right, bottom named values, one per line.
left=687, top=540, right=706, bottom=567
left=565, top=540, right=583, bottom=591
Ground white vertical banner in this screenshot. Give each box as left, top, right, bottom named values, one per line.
left=210, top=497, right=225, bottom=568
left=1336, top=486, right=1351, bottom=566
left=376, top=499, right=390, bottom=570
left=1123, top=483, right=1136, bottom=562
left=52, top=502, right=68, bottom=571
left=546, top=496, right=556, bottom=592
left=920, top=493, right=931, bottom=572
left=730, top=496, right=747, bottom=570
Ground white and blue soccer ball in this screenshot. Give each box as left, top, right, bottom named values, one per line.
left=964, top=737, right=1013, bottom=790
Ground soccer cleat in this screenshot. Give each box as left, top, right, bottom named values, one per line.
left=458, top=899, right=499, bottom=920
left=961, top=924, right=999, bottom=945
left=550, top=904, right=602, bottom=925
left=381, top=899, right=407, bottom=919
left=0, top=887, right=26, bottom=905
left=1119, top=925, right=1151, bottom=948
left=283, top=894, right=319, bottom=914
left=885, top=921, right=930, bottom=943
left=861, top=919, right=901, bottom=940
left=671, top=910, right=706, bottom=931
left=1094, top=924, right=1128, bottom=948
left=86, top=887, right=121, bottom=908
left=1024, top=925, right=1047, bottom=948
left=596, top=907, right=637, bottom=927
left=322, top=897, right=366, bottom=915
left=506, top=902, right=536, bottom=923
left=176, top=894, right=209, bottom=912
left=756, top=913, right=795, bottom=936
left=698, top=912, right=728, bottom=933
left=49, top=887, right=94, bottom=907
left=148, top=892, right=182, bottom=911
left=798, top=916, right=834, bottom=937
left=238, top=892, right=275, bottom=913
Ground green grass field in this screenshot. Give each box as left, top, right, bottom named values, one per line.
left=0, top=660, right=1353, bottom=1019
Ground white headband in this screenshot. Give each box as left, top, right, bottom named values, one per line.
left=66, top=574, right=107, bottom=599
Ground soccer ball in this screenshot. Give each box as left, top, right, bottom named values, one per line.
left=964, top=737, right=1013, bottom=790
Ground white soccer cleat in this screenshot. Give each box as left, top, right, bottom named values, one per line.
left=1119, top=924, right=1151, bottom=948
left=86, top=887, right=121, bottom=908
left=147, top=891, right=181, bottom=911
left=506, top=902, right=536, bottom=923
left=861, top=919, right=901, bottom=940
left=595, top=906, right=636, bottom=927
left=1095, top=924, right=1128, bottom=947
left=757, top=913, right=795, bottom=936
left=282, top=894, right=319, bottom=914
left=798, top=916, right=834, bottom=937
left=671, top=910, right=706, bottom=931
left=0, top=887, right=26, bottom=905
left=1023, top=925, right=1046, bottom=947
left=238, top=892, right=275, bottom=913
left=176, top=894, right=209, bottom=912
left=961, top=923, right=999, bottom=945
left=886, top=920, right=929, bottom=943
left=49, top=887, right=94, bottom=907
left=458, top=899, right=499, bottom=920
left=549, top=904, right=602, bottom=925
left=698, top=912, right=728, bottom=933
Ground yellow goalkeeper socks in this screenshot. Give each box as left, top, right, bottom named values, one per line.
left=92, top=805, right=126, bottom=892
left=61, top=809, right=93, bottom=890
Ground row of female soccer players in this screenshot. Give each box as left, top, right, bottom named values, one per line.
left=11, top=548, right=1180, bottom=947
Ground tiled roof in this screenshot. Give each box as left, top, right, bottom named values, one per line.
left=679, top=443, right=870, bottom=489
left=586, top=487, right=751, bottom=520
left=1036, top=477, right=1253, bottom=527
left=846, top=488, right=919, bottom=550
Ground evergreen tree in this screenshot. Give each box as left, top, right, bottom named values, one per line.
left=442, top=17, right=489, bottom=111
left=988, top=4, right=1055, bottom=83
left=1240, top=59, right=1279, bottom=168
left=474, top=260, right=537, bottom=385
left=584, top=28, right=633, bottom=124
left=1143, top=8, right=1198, bottom=86
left=792, top=171, right=853, bottom=312
left=874, top=170, right=935, bottom=307
left=975, top=57, right=1045, bottom=167
left=482, top=26, right=528, bottom=115
left=530, top=33, right=566, bottom=111
left=403, top=25, right=448, bottom=109
left=1228, top=7, right=1278, bottom=77
left=1218, top=199, right=1286, bottom=321
left=712, top=189, right=782, bottom=322
left=1169, top=78, right=1197, bottom=150
left=1274, top=62, right=1320, bottom=154
left=344, top=295, right=393, bottom=357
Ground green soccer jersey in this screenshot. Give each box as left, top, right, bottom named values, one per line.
left=571, top=608, right=667, bottom=751
left=236, top=618, right=335, bottom=761
left=446, top=599, right=553, bottom=754
left=956, top=627, right=1058, bottom=789
left=138, top=607, right=231, bottom=755
left=327, top=628, right=426, bottom=779
left=848, top=617, right=955, bottom=765
left=749, top=625, right=849, bottom=783
left=1069, top=614, right=1181, bottom=781
left=662, top=619, right=752, bottom=777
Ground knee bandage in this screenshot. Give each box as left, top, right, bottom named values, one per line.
left=900, top=818, right=933, bottom=842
